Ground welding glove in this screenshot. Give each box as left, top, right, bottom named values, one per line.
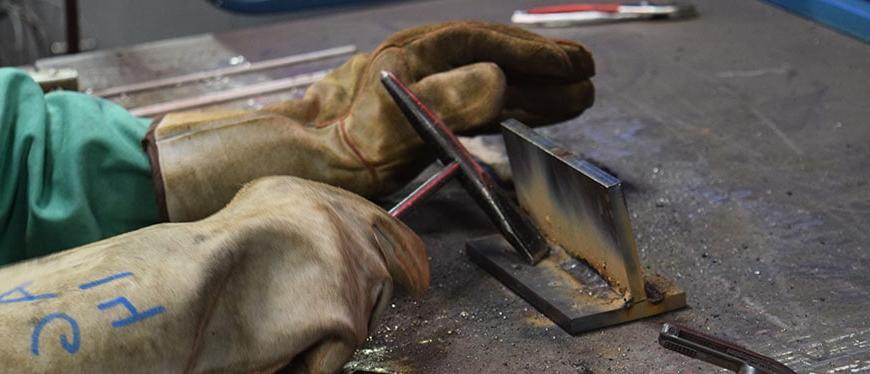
left=144, top=20, right=595, bottom=222
left=0, top=176, right=428, bottom=373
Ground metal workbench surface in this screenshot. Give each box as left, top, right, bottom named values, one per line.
left=38, top=0, right=870, bottom=372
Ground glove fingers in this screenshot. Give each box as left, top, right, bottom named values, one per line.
left=230, top=177, right=429, bottom=296
left=503, top=79, right=595, bottom=126
left=409, top=62, right=506, bottom=134
left=388, top=21, right=594, bottom=82
left=342, top=61, right=505, bottom=182
left=553, top=38, right=597, bottom=79
left=370, top=213, right=429, bottom=296
left=288, top=339, right=356, bottom=374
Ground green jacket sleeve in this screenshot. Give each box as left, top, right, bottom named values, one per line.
left=0, top=67, right=159, bottom=265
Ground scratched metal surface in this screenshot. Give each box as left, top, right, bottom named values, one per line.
left=36, top=0, right=870, bottom=372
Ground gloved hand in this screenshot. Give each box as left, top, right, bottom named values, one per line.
left=144, top=21, right=595, bottom=222
left=0, top=176, right=427, bottom=373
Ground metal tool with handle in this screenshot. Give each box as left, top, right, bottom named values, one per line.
left=511, top=2, right=696, bottom=27
left=380, top=70, right=689, bottom=335
left=379, top=70, right=549, bottom=264
left=659, top=323, right=796, bottom=374
left=388, top=161, right=459, bottom=219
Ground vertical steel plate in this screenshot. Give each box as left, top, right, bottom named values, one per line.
left=466, top=119, right=686, bottom=334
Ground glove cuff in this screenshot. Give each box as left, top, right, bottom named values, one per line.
left=142, top=111, right=374, bottom=222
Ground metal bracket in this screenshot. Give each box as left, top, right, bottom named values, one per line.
left=466, top=119, right=686, bottom=335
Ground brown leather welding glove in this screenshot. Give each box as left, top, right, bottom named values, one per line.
left=0, top=176, right=427, bottom=373
left=144, top=21, right=595, bottom=222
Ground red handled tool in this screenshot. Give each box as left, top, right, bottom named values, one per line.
left=511, top=2, right=696, bottom=27
left=659, top=323, right=796, bottom=373
left=382, top=71, right=549, bottom=264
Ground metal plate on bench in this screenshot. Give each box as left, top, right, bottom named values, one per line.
left=466, top=119, right=686, bottom=335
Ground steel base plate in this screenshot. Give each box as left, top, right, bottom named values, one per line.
left=467, top=234, right=687, bottom=335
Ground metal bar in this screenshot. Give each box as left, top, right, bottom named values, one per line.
left=128, top=70, right=326, bottom=118
left=93, top=45, right=355, bottom=97
left=389, top=162, right=460, bottom=218
left=380, top=70, right=549, bottom=264
left=659, top=323, right=796, bottom=373
left=64, top=0, right=80, bottom=54
left=511, top=3, right=696, bottom=26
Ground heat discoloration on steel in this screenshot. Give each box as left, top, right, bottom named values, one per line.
left=502, top=119, right=645, bottom=301
left=466, top=120, right=685, bottom=335
left=469, top=235, right=686, bottom=334
left=539, top=244, right=624, bottom=306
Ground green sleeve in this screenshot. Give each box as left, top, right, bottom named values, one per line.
left=0, top=67, right=159, bottom=265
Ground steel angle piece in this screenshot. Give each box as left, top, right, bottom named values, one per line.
left=466, top=119, right=686, bottom=334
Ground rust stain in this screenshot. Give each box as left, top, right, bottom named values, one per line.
left=525, top=312, right=556, bottom=328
